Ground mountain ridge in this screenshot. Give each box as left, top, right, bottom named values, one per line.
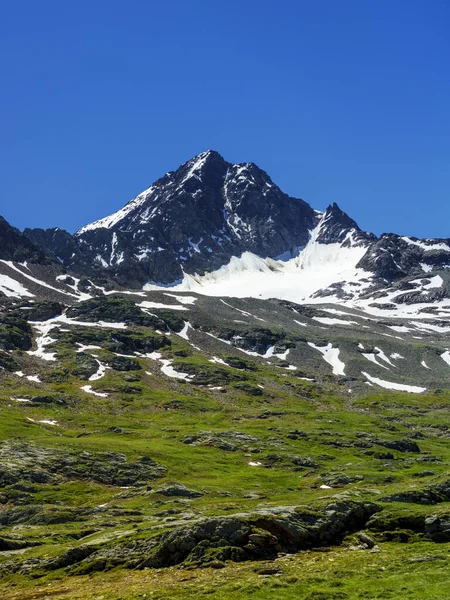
left=3, top=155, right=450, bottom=597
left=21, top=150, right=376, bottom=286
left=2, top=149, right=448, bottom=312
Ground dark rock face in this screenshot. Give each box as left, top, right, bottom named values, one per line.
left=0, top=313, right=33, bottom=351
left=315, top=203, right=375, bottom=246
left=106, top=355, right=142, bottom=372
left=12, top=301, right=64, bottom=322
left=154, top=483, right=204, bottom=498
left=4, top=151, right=450, bottom=298
left=196, top=324, right=296, bottom=355
left=0, top=350, right=18, bottom=371
left=23, top=227, right=78, bottom=265
left=70, top=353, right=100, bottom=380
left=89, top=500, right=380, bottom=569
left=25, top=151, right=319, bottom=286
left=357, top=233, right=450, bottom=282
left=378, top=439, right=421, bottom=453
left=0, top=216, right=49, bottom=264
left=65, top=296, right=185, bottom=332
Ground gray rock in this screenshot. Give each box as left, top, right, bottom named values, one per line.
left=381, top=479, right=450, bottom=505
left=378, top=439, right=421, bottom=453
left=356, top=531, right=375, bottom=549
left=154, top=484, right=204, bottom=498
left=425, top=515, right=450, bottom=542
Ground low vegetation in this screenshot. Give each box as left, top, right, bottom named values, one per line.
left=0, top=296, right=449, bottom=598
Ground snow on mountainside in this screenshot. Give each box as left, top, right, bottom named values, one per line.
left=0, top=260, right=92, bottom=302
left=69, top=150, right=319, bottom=286
left=148, top=209, right=373, bottom=304
left=24, top=150, right=379, bottom=290
left=9, top=149, right=450, bottom=319
left=2, top=160, right=450, bottom=395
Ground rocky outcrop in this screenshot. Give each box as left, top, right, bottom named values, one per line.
left=4, top=151, right=450, bottom=301
left=315, top=203, right=375, bottom=246
left=24, top=151, right=320, bottom=286
left=88, top=500, right=379, bottom=568
left=153, top=483, right=204, bottom=498
left=0, top=442, right=167, bottom=488
left=0, top=313, right=33, bottom=351
left=0, top=501, right=380, bottom=576
left=381, top=479, right=450, bottom=505
left=357, top=233, right=450, bottom=282
left=0, top=216, right=49, bottom=264
left=425, top=514, right=450, bottom=542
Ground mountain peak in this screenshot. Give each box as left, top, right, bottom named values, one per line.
left=0, top=215, right=50, bottom=264
left=182, top=149, right=226, bottom=169
left=193, top=149, right=224, bottom=160
left=175, top=150, right=228, bottom=189
left=325, top=202, right=344, bottom=213
left=316, top=203, right=375, bottom=247
left=68, top=152, right=317, bottom=284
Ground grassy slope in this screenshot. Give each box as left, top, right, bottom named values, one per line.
left=1, top=305, right=450, bottom=598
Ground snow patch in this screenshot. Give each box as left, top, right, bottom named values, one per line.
left=89, top=360, right=108, bottom=381
left=177, top=322, right=191, bottom=340
left=361, top=353, right=389, bottom=370
left=387, top=325, right=412, bottom=333
left=209, top=356, right=228, bottom=365
left=27, top=418, right=59, bottom=426
left=138, top=301, right=188, bottom=311
left=80, top=385, right=109, bottom=397
left=164, top=294, right=197, bottom=305
left=76, top=344, right=102, bottom=353
left=158, top=220, right=370, bottom=304
left=402, top=237, right=450, bottom=252
left=14, top=372, right=41, bottom=382
left=441, top=351, right=450, bottom=368
left=145, top=351, right=193, bottom=380
left=362, top=372, right=426, bottom=393
left=27, top=321, right=58, bottom=362
left=160, top=359, right=193, bottom=380
left=1, top=261, right=83, bottom=299
left=308, top=342, right=346, bottom=375
left=294, top=320, right=307, bottom=327
left=0, top=274, right=34, bottom=298
left=313, top=317, right=358, bottom=326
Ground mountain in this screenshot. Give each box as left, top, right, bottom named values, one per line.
left=3, top=153, right=450, bottom=596
left=5, top=149, right=450, bottom=315
left=1, top=144, right=449, bottom=395
left=23, top=226, right=80, bottom=266
left=0, top=216, right=49, bottom=264
left=73, top=150, right=318, bottom=286
left=0, top=216, right=77, bottom=302
left=26, top=150, right=374, bottom=287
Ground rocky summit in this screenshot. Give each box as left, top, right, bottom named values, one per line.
left=1, top=151, right=450, bottom=599
left=26, top=150, right=318, bottom=286
left=21, top=150, right=450, bottom=308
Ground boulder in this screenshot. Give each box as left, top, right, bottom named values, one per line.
left=154, top=484, right=204, bottom=498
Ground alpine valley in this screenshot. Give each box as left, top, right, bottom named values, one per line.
left=1, top=151, right=450, bottom=600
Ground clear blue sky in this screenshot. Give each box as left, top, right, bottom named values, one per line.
left=1, top=0, right=449, bottom=238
